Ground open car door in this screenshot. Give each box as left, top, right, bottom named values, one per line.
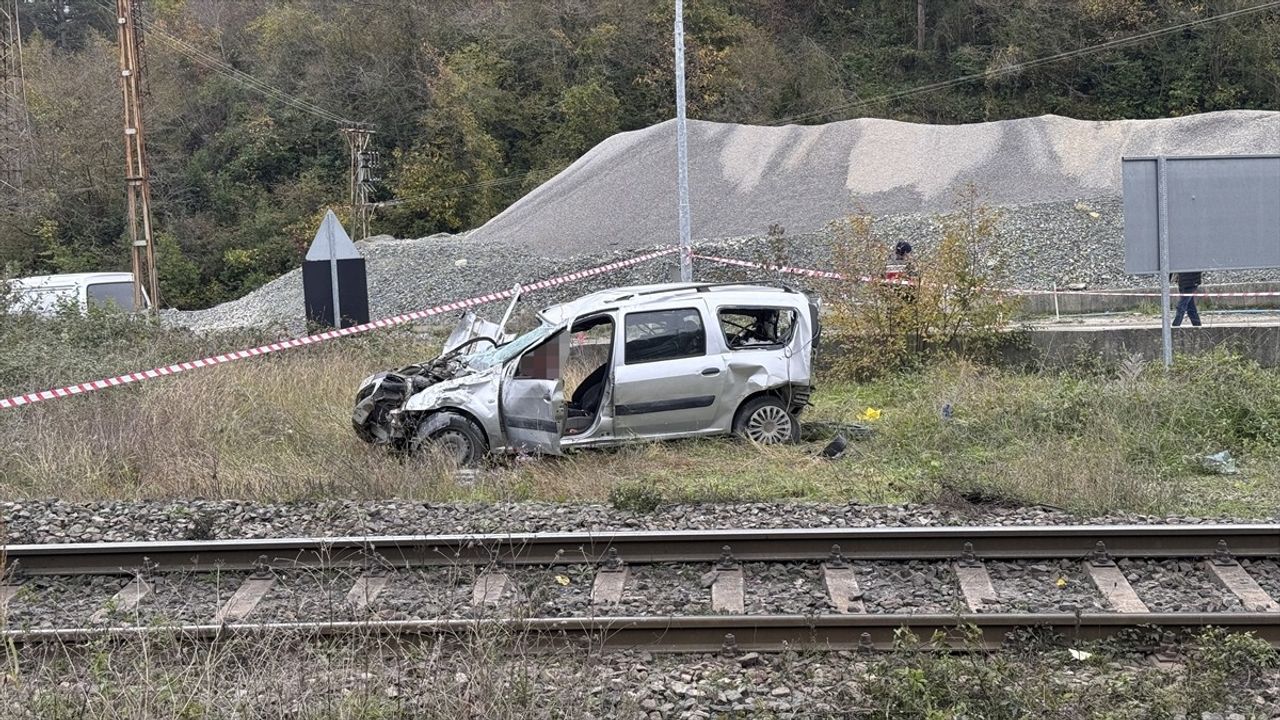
left=500, top=330, right=567, bottom=455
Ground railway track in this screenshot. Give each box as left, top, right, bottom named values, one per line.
left=3, top=525, right=1279, bottom=652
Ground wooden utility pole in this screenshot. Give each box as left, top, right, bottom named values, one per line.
left=341, top=126, right=377, bottom=241
left=916, top=0, right=926, bottom=51
left=115, top=0, right=159, bottom=311
left=0, top=0, right=29, bottom=195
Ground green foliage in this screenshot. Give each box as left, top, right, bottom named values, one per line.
left=824, top=185, right=1019, bottom=380
left=828, top=348, right=1280, bottom=515
left=3, top=0, right=1280, bottom=311
left=608, top=480, right=665, bottom=514
left=864, top=627, right=1278, bottom=718
left=0, top=293, right=261, bottom=397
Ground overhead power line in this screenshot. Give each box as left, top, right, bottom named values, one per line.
left=92, top=0, right=359, bottom=126
left=772, top=0, right=1280, bottom=126
left=375, top=168, right=555, bottom=208
left=143, top=21, right=356, bottom=125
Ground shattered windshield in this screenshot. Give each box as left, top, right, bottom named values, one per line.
left=464, top=322, right=559, bottom=370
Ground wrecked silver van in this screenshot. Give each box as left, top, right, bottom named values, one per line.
left=352, top=283, right=820, bottom=465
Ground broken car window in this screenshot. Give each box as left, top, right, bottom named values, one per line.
left=465, top=322, right=559, bottom=370
left=718, top=307, right=796, bottom=349
left=516, top=331, right=564, bottom=379
left=624, top=308, right=706, bottom=364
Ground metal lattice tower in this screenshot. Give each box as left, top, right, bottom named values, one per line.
left=0, top=0, right=29, bottom=195
left=341, top=126, right=378, bottom=241
left=115, top=0, right=159, bottom=310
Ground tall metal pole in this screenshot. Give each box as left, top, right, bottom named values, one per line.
left=341, top=126, right=375, bottom=241
left=673, top=0, right=693, bottom=282
left=1157, top=155, right=1173, bottom=368
left=116, top=0, right=159, bottom=311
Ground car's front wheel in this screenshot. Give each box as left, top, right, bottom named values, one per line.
left=411, top=412, right=488, bottom=466
left=733, top=396, right=800, bottom=445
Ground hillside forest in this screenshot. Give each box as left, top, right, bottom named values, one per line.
left=1, top=0, right=1278, bottom=309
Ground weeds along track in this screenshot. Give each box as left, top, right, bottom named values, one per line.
left=3, top=525, right=1279, bottom=652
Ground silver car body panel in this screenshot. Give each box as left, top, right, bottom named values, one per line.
left=358, top=283, right=816, bottom=457
left=442, top=310, right=512, bottom=355
left=500, top=376, right=565, bottom=454
left=402, top=370, right=505, bottom=450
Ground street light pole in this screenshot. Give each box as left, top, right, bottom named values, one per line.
left=674, top=0, right=692, bottom=282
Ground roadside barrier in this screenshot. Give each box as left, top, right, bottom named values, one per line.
left=694, top=253, right=1280, bottom=299
left=0, top=248, right=676, bottom=409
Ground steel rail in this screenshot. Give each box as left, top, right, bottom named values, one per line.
left=5, top=524, right=1278, bottom=575
left=6, top=613, right=1280, bottom=651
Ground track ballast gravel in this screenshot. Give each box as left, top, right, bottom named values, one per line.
left=4, top=499, right=1272, bottom=545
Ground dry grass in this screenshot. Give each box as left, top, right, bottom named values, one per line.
left=1, top=630, right=622, bottom=719
left=1, top=333, right=468, bottom=500
left=1, top=622, right=1274, bottom=719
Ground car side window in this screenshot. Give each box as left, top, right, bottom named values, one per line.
left=718, top=307, right=796, bottom=349
left=624, top=308, right=706, bottom=364
left=86, top=282, right=138, bottom=311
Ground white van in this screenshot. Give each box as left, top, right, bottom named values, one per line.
left=4, top=272, right=151, bottom=315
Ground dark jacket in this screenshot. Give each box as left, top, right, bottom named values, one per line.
left=1175, top=272, right=1203, bottom=294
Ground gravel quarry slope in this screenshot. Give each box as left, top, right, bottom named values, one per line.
left=469, top=110, right=1280, bottom=257
left=171, top=111, right=1280, bottom=332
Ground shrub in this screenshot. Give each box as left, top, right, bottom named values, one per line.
left=608, top=481, right=664, bottom=513
left=822, top=185, right=1019, bottom=380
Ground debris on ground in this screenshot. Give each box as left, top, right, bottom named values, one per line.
left=1200, top=451, right=1239, bottom=475
left=804, top=421, right=873, bottom=459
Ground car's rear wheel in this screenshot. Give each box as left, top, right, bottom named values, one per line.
left=733, top=396, right=800, bottom=445
left=412, top=412, right=488, bottom=466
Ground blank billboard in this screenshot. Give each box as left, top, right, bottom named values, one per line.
left=1123, top=155, right=1280, bottom=274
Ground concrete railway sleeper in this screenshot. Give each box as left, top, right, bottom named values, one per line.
left=3, top=525, right=1279, bottom=652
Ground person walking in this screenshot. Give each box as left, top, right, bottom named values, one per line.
left=1173, top=271, right=1203, bottom=327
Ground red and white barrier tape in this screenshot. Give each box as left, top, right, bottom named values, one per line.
left=694, top=253, right=913, bottom=285
left=695, top=253, right=1280, bottom=299
left=0, top=248, right=676, bottom=410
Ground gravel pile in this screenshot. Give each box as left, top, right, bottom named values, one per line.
left=472, top=111, right=1280, bottom=257
left=170, top=111, right=1280, bottom=334
left=4, top=499, right=1268, bottom=545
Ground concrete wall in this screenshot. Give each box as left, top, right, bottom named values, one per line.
left=1007, top=324, right=1280, bottom=369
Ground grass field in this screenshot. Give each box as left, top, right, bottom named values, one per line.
left=2, top=309, right=1279, bottom=517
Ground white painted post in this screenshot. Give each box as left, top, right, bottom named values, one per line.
left=327, top=219, right=342, bottom=329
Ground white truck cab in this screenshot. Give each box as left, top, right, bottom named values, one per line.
left=5, top=272, right=151, bottom=315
